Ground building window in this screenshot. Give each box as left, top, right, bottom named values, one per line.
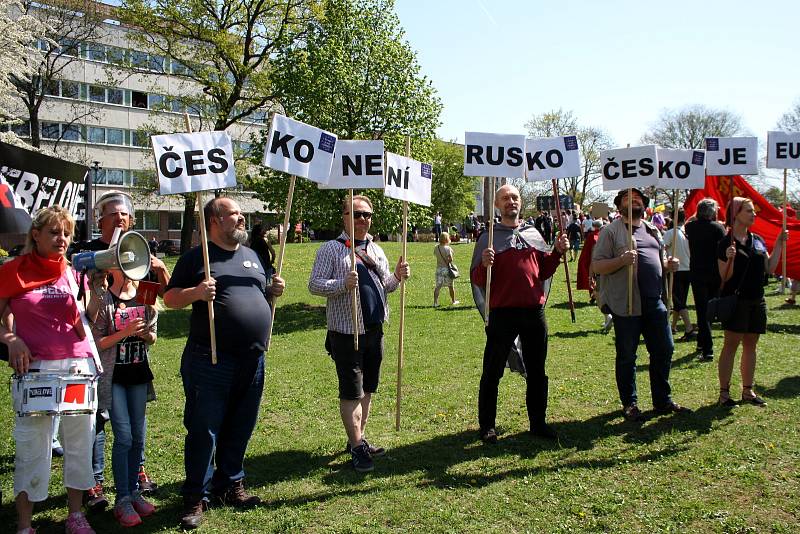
left=130, top=50, right=148, bottom=69
left=61, top=124, right=81, bottom=142
left=86, top=43, right=106, bottom=62
left=92, top=169, right=106, bottom=184
left=44, top=79, right=60, bottom=96
left=132, top=130, right=149, bottom=148
left=89, top=85, right=105, bottom=102
left=107, top=128, right=124, bottom=146
left=11, top=121, right=30, bottom=137
left=88, top=126, right=105, bottom=144
left=168, top=212, right=183, bottom=230
left=60, top=38, right=79, bottom=57
left=41, top=122, right=60, bottom=140
left=149, top=55, right=165, bottom=73
left=107, top=46, right=126, bottom=66
left=170, top=98, right=185, bottom=113
left=106, top=169, right=124, bottom=185
left=107, top=88, right=123, bottom=105
left=148, top=94, right=165, bottom=110
left=131, top=91, right=147, bottom=109
left=61, top=81, right=80, bottom=99
left=171, top=60, right=187, bottom=75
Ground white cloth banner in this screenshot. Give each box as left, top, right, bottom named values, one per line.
left=463, top=132, right=526, bottom=178
left=705, top=136, right=758, bottom=175
left=384, top=152, right=432, bottom=206
left=600, top=145, right=658, bottom=191
left=766, top=131, right=800, bottom=169
left=151, top=131, right=236, bottom=195
left=525, top=135, right=581, bottom=182
left=320, top=140, right=385, bottom=190
left=656, top=148, right=706, bottom=190
left=262, top=114, right=337, bottom=184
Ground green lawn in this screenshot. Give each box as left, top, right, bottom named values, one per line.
left=2, top=241, right=799, bottom=533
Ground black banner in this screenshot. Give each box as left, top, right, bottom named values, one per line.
left=536, top=194, right=574, bottom=212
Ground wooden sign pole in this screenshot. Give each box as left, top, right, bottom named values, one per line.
left=484, top=177, right=496, bottom=326
left=266, top=175, right=296, bottom=351
left=782, top=168, right=788, bottom=293
left=349, top=189, right=359, bottom=350
left=551, top=179, right=576, bottom=323
left=395, top=136, right=411, bottom=431
left=667, top=189, right=678, bottom=312
left=627, top=186, right=634, bottom=315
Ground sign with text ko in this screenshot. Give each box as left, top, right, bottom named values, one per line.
left=463, top=132, right=526, bottom=178
left=656, top=148, right=706, bottom=190
left=766, top=131, right=800, bottom=169
left=321, top=140, right=385, bottom=190
left=600, top=145, right=658, bottom=191
left=151, top=131, right=236, bottom=195
left=263, top=114, right=337, bottom=184
left=525, top=135, right=581, bottom=182
left=384, top=152, right=432, bottom=206
left=705, top=137, right=758, bottom=175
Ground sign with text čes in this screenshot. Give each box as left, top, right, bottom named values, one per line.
left=151, top=131, right=236, bottom=195
left=600, top=145, right=658, bottom=191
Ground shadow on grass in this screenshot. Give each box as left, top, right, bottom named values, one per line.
left=550, top=300, right=593, bottom=310
left=271, top=303, right=327, bottom=335
left=761, top=376, right=800, bottom=399
left=549, top=330, right=595, bottom=339
left=766, top=323, right=800, bottom=335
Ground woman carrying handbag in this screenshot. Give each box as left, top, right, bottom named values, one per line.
left=433, top=233, right=459, bottom=307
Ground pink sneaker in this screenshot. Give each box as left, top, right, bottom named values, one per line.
left=65, top=512, right=95, bottom=534
left=132, top=491, right=156, bottom=517
left=113, top=497, right=142, bottom=527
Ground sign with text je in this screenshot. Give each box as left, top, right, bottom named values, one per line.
left=321, top=140, right=385, bottom=190
left=263, top=114, right=337, bottom=184
left=600, top=145, right=658, bottom=191
left=525, top=135, right=581, bottom=182
left=705, top=136, right=758, bottom=176
left=767, top=131, right=800, bottom=169
left=463, top=132, right=526, bottom=178
left=152, top=131, right=236, bottom=195
left=384, top=152, right=432, bottom=206
left=656, top=148, right=706, bottom=190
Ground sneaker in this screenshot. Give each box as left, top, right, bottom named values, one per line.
left=65, top=511, right=96, bottom=534
left=451, top=300, right=460, bottom=306
left=137, top=466, right=158, bottom=494
left=654, top=401, right=693, bottom=415
left=479, top=427, right=498, bottom=444
left=697, top=353, right=714, bottom=362
left=180, top=497, right=207, bottom=530
left=602, top=314, right=613, bottom=333
left=131, top=490, right=156, bottom=517
left=351, top=443, right=374, bottom=472
left=623, top=404, right=644, bottom=422
left=345, top=438, right=386, bottom=458
left=215, top=479, right=261, bottom=508
left=530, top=423, right=558, bottom=440
left=52, top=445, right=64, bottom=458
left=84, top=483, right=108, bottom=512
left=113, top=496, right=142, bottom=528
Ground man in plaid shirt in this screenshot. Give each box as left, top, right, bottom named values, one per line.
left=309, top=195, right=409, bottom=472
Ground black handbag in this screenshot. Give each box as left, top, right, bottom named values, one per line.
left=707, top=237, right=750, bottom=324
left=436, top=246, right=460, bottom=279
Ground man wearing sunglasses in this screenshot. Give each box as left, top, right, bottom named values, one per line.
left=309, top=195, right=410, bottom=473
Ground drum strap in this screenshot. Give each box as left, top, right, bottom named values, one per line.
left=66, top=270, right=103, bottom=374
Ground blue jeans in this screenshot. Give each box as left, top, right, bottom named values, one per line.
left=110, top=382, right=148, bottom=498
left=180, top=342, right=265, bottom=498
left=92, top=414, right=106, bottom=483
left=612, top=296, right=675, bottom=408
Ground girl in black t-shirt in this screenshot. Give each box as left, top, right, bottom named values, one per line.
left=716, top=197, right=786, bottom=407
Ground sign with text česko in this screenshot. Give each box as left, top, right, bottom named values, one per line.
left=705, top=137, right=758, bottom=175
left=525, top=135, right=581, bottom=182
left=463, top=132, right=526, bottom=178
left=656, top=148, right=706, bottom=190
left=766, top=131, right=800, bottom=169
left=321, top=140, right=385, bottom=190
left=263, top=114, right=337, bottom=184
left=384, top=152, right=432, bottom=206
left=600, top=145, right=658, bottom=191
left=151, top=131, right=236, bottom=195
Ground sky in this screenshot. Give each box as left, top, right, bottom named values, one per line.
left=394, top=0, right=799, bottom=154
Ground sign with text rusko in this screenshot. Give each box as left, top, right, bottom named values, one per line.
left=263, top=114, right=337, bottom=184
left=705, top=136, right=758, bottom=175
left=656, top=148, right=706, bottom=190
left=463, top=132, right=526, bottom=178
left=600, top=145, right=658, bottom=191
left=151, top=131, right=236, bottom=195
left=766, top=131, right=800, bottom=169
left=525, top=135, right=581, bottom=182
left=384, top=152, right=432, bottom=206
left=320, top=140, right=385, bottom=189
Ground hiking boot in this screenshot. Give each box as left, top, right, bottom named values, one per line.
left=113, top=496, right=142, bottom=528
left=216, top=480, right=261, bottom=508
left=623, top=404, right=644, bottom=422
left=180, top=497, right=207, bottom=530
left=131, top=490, right=156, bottom=517
left=65, top=512, right=95, bottom=534
left=530, top=423, right=558, bottom=440
left=697, top=353, right=714, bottom=362
left=137, top=466, right=158, bottom=494
left=479, top=427, right=498, bottom=444
left=351, top=443, right=374, bottom=472
left=654, top=401, right=692, bottom=415
left=345, top=438, right=386, bottom=457
left=84, top=483, right=108, bottom=513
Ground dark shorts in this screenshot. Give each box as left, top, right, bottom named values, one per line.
left=570, top=239, right=580, bottom=251
left=671, top=271, right=691, bottom=311
left=326, top=325, right=384, bottom=400
left=722, top=297, right=767, bottom=334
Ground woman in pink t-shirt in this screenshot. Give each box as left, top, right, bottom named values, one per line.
left=0, top=206, right=98, bottom=534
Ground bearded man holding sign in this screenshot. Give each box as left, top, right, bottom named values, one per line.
left=470, top=184, right=568, bottom=443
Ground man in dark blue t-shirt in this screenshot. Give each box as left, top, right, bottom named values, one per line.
left=164, top=197, right=285, bottom=530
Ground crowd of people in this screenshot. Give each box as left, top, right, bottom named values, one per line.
left=0, top=185, right=791, bottom=533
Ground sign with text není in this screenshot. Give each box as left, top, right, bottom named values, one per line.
left=321, top=140, right=385, bottom=190
left=263, top=114, right=337, bottom=184
left=600, top=145, right=658, bottom=191
left=151, top=131, right=236, bottom=195
left=463, top=132, right=526, bottom=178
left=705, top=136, right=758, bottom=175
left=525, top=135, right=581, bottom=182
left=384, top=152, right=432, bottom=206
left=766, top=131, right=800, bottom=169
left=656, top=148, right=706, bottom=190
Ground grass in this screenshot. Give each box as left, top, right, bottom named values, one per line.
left=1, top=241, right=799, bottom=533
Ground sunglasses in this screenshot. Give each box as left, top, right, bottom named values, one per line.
left=347, top=211, right=373, bottom=220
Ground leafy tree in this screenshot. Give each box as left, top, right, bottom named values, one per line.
left=430, top=139, right=478, bottom=226
left=641, top=105, right=744, bottom=149
left=0, top=0, right=44, bottom=133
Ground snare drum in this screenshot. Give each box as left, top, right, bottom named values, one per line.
left=11, top=371, right=97, bottom=417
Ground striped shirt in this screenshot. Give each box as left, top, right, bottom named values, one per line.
left=309, top=232, right=400, bottom=334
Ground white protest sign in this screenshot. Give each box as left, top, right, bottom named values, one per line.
left=656, top=148, right=706, bottom=190
left=320, top=140, right=385, bottom=190
left=524, top=135, right=581, bottom=182
left=600, top=145, right=658, bottom=191
left=464, top=132, right=526, bottom=178
left=151, top=131, right=236, bottom=195
left=704, top=136, right=758, bottom=175
left=384, top=152, right=432, bottom=206
left=767, top=131, right=800, bottom=169
left=263, top=114, right=337, bottom=184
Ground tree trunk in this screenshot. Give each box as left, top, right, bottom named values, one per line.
left=29, top=112, right=40, bottom=148
left=180, top=194, right=196, bottom=253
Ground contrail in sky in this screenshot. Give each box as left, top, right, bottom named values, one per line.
left=475, top=0, right=498, bottom=26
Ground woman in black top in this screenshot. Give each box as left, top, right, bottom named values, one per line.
left=716, top=197, right=786, bottom=407
left=248, top=224, right=276, bottom=279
